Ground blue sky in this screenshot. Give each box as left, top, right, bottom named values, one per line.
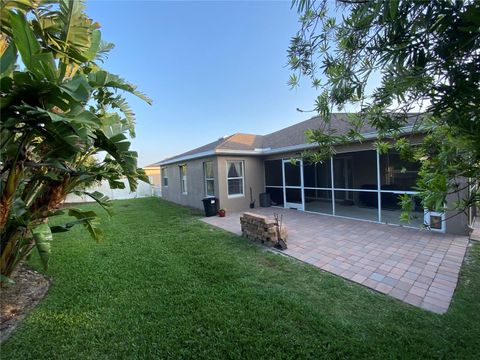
left=87, top=0, right=322, bottom=167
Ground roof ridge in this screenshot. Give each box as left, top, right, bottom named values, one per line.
left=215, top=133, right=236, bottom=150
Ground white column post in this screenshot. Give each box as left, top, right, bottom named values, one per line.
left=330, top=156, right=335, bottom=215
left=282, top=159, right=286, bottom=209
left=376, top=149, right=382, bottom=223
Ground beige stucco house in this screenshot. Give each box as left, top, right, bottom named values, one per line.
left=155, top=114, right=473, bottom=235
left=143, top=164, right=161, bottom=187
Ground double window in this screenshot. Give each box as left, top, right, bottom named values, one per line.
left=179, top=164, right=187, bottom=194
left=203, top=161, right=215, bottom=197
left=227, top=161, right=244, bottom=197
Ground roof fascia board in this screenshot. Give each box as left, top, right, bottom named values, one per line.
left=158, top=150, right=216, bottom=165
left=215, top=149, right=263, bottom=155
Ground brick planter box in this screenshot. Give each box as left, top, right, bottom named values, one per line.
left=240, top=212, right=287, bottom=249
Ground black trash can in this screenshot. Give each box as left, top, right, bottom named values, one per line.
left=259, top=192, right=271, bottom=207
left=202, top=197, right=219, bottom=217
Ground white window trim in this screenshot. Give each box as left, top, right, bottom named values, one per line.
left=226, top=160, right=245, bottom=198
left=179, top=164, right=187, bottom=195
left=204, top=161, right=215, bottom=197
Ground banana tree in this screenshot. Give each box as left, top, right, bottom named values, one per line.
left=0, top=0, right=152, bottom=281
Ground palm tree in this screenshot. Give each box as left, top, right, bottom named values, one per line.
left=0, top=0, right=152, bottom=280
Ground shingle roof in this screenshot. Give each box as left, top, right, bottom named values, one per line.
left=154, top=134, right=263, bottom=166
left=157, top=113, right=420, bottom=165
left=262, top=114, right=372, bottom=149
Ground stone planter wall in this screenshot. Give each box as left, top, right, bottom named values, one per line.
left=240, top=212, right=287, bottom=248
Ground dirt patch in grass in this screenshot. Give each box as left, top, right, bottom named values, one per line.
left=1, top=265, right=51, bottom=343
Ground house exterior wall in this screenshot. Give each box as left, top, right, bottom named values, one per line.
left=216, top=156, right=265, bottom=213
left=160, top=156, right=218, bottom=210
left=445, top=180, right=471, bottom=235
left=143, top=166, right=161, bottom=187
left=160, top=155, right=264, bottom=213
left=159, top=135, right=468, bottom=235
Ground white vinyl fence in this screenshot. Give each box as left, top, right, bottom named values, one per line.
left=64, top=179, right=161, bottom=203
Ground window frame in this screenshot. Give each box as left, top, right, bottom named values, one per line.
left=203, top=161, right=215, bottom=197
left=161, top=167, right=168, bottom=187
left=179, top=164, right=187, bottom=195
left=226, top=160, right=245, bottom=198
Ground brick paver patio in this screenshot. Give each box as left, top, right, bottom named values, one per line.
left=201, top=208, right=469, bottom=314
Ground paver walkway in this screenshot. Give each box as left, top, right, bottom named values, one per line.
left=201, top=208, right=469, bottom=313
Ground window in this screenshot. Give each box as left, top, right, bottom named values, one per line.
left=227, top=160, right=244, bottom=197
left=162, top=167, right=168, bottom=187
left=203, top=161, right=215, bottom=197
left=179, top=164, right=187, bottom=194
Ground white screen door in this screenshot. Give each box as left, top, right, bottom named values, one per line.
left=282, top=159, right=304, bottom=210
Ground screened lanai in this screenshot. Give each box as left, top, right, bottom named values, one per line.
left=263, top=149, right=437, bottom=230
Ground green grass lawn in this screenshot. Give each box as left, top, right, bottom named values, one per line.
left=2, top=198, right=479, bottom=359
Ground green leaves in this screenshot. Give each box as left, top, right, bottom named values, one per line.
left=1, top=0, right=151, bottom=280
left=59, top=0, right=95, bottom=54
left=110, top=96, right=137, bottom=137
left=0, top=41, right=17, bottom=75
left=83, top=191, right=112, bottom=216
left=288, top=73, right=299, bottom=89
left=9, top=10, right=57, bottom=81
left=88, top=70, right=152, bottom=104
left=375, top=141, right=390, bottom=154
left=60, top=74, right=92, bottom=102
left=289, top=0, right=480, bottom=223
left=67, top=208, right=103, bottom=240
left=93, top=130, right=140, bottom=192
left=32, top=223, right=53, bottom=270
left=49, top=206, right=105, bottom=241
left=399, top=194, right=415, bottom=223
left=84, top=29, right=101, bottom=61
left=9, top=10, right=40, bottom=68
left=0, top=1, right=38, bottom=35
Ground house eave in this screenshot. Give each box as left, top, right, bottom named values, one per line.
left=157, top=125, right=421, bottom=165
left=157, top=150, right=217, bottom=165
